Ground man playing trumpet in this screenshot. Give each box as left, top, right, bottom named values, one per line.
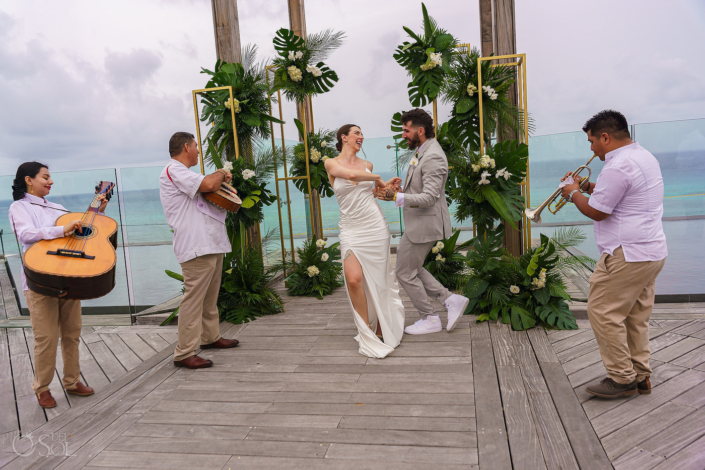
left=560, top=110, right=667, bottom=398
left=159, top=132, right=240, bottom=369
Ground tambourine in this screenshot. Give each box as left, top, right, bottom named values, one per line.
left=202, top=182, right=242, bottom=213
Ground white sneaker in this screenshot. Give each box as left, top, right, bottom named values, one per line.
left=445, top=294, right=470, bottom=332
left=404, top=315, right=442, bottom=335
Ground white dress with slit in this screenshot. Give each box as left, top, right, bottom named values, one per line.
left=333, top=171, right=405, bottom=358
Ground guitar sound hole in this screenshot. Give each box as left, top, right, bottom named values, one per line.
left=74, top=227, right=93, bottom=238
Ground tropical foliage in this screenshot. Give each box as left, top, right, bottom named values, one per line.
left=200, top=46, right=284, bottom=161
left=422, top=230, right=472, bottom=291
left=393, top=3, right=457, bottom=107
left=285, top=238, right=343, bottom=299
left=290, top=119, right=338, bottom=197
left=270, top=28, right=344, bottom=103
left=218, top=240, right=283, bottom=324
left=462, top=227, right=593, bottom=331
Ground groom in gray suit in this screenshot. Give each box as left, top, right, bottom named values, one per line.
left=379, top=109, right=469, bottom=334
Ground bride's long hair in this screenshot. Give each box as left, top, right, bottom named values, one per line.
left=336, top=124, right=361, bottom=152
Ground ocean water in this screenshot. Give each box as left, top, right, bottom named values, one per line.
left=2, top=128, right=704, bottom=309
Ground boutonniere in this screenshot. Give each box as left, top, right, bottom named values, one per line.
left=410, top=158, right=419, bottom=167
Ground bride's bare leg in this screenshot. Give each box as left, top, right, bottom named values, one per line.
left=343, top=251, right=370, bottom=328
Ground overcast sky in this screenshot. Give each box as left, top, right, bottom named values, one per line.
left=1, top=0, right=704, bottom=174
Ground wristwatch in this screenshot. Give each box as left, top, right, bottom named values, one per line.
left=566, top=189, right=580, bottom=203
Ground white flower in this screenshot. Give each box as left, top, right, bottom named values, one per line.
left=316, top=239, right=327, bottom=248
left=410, top=158, right=418, bottom=167
left=287, top=65, right=302, bottom=82
left=222, top=161, right=233, bottom=171
left=307, top=265, right=320, bottom=277
left=436, top=254, right=445, bottom=263
left=490, top=93, right=498, bottom=100
left=310, top=66, right=322, bottom=77
left=306, top=64, right=314, bottom=73
left=242, top=169, right=255, bottom=180
left=471, top=164, right=480, bottom=173
left=288, top=51, right=296, bottom=60
left=430, top=52, right=442, bottom=66
left=496, top=168, right=512, bottom=181
left=295, top=51, right=303, bottom=59
left=510, top=285, right=520, bottom=294
left=320, top=141, right=327, bottom=147
left=432, top=247, right=439, bottom=254
left=310, top=148, right=322, bottom=163
left=482, top=85, right=495, bottom=95
left=479, top=171, right=491, bottom=186
left=467, top=83, right=478, bottom=96
left=435, top=242, right=444, bottom=250
left=224, top=98, right=241, bottom=113
left=321, top=156, right=329, bottom=162
left=321, top=253, right=329, bottom=262
left=489, top=158, right=496, bottom=169
left=479, top=155, right=491, bottom=168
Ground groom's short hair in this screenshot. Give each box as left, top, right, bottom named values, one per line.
left=401, top=108, right=435, bottom=139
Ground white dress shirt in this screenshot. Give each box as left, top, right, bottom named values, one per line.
left=159, top=160, right=231, bottom=264
left=588, top=142, right=668, bottom=262
left=9, top=194, right=70, bottom=291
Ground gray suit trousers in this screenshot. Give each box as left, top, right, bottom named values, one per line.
left=395, top=233, right=452, bottom=319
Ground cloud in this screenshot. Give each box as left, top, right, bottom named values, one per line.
left=105, top=49, right=163, bottom=91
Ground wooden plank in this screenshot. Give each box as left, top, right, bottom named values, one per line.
left=611, top=447, right=665, bottom=470
left=215, top=456, right=476, bottom=470
left=591, top=369, right=705, bottom=438
left=672, top=380, right=705, bottom=409
left=527, top=328, right=559, bottom=363
left=99, top=334, right=142, bottom=371
left=338, top=416, right=474, bottom=432
left=600, top=402, right=694, bottom=460
left=0, top=330, right=19, bottom=435
left=151, top=400, right=270, bottom=414
left=264, top=402, right=474, bottom=418
left=552, top=330, right=596, bottom=354
left=670, top=344, right=705, bottom=369
left=137, top=333, right=170, bottom=352
left=77, top=338, right=110, bottom=391
left=324, top=443, right=477, bottom=465
left=118, top=333, right=157, bottom=361
left=469, top=321, right=512, bottom=470
left=669, top=321, right=705, bottom=336
left=651, top=434, right=705, bottom=470
left=638, top=406, right=705, bottom=459
left=86, top=450, right=230, bottom=469
left=650, top=336, right=705, bottom=363
left=556, top=339, right=599, bottom=364
left=139, top=411, right=342, bottom=428
left=86, top=341, right=126, bottom=382
left=123, top=423, right=252, bottom=440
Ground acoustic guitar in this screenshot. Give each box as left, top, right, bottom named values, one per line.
left=202, top=181, right=242, bottom=213
left=23, top=182, right=118, bottom=300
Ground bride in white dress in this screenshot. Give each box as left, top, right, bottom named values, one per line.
left=323, top=124, right=406, bottom=358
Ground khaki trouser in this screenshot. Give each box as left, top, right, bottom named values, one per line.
left=174, top=253, right=223, bottom=361
left=25, top=290, right=82, bottom=395
left=587, top=246, right=666, bottom=384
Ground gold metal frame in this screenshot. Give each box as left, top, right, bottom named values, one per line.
left=477, top=53, right=531, bottom=249
left=192, top=86, right=240, bottom=174
left=265, top=66, right=318, bottom=274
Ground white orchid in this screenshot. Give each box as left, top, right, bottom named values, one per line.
left=316, top=239, right=327, bottom=248
left=242, top=169, right=255, bottom=180
left=510, top=285, right=520, bottom=294
left=287, top=65, right=302, bottom=82
left=479, top=171, right=491, bottom=186
left=496, top=168, right=512, bottom=181
left=288, top=51, right=296, bottom=60
left=310, top=148, right=322, bottom=163
left=222, top=161, right=233, bottom=171
left=307, top=265, right=320, bottom=277
left=321, top=253, right=329, bottom=262
left=490, top=93, right=498, bottom=100
left=410, top=158, right=418, bottom=167
left=432, top=247, right=439, bottom=254
left=295, top=51, right=303, bottom=59
left=489, top=158, right=496, bottom=169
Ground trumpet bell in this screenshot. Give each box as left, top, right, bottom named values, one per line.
left=524, top=207, right=542, bottom=224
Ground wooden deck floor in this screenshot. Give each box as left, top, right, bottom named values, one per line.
left=2, top=273, right=704, bottom=468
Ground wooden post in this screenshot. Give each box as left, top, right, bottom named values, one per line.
left=211, top=0, right=260, bottom=245
left=287, top=0, right=323, bottom=240
left=478, top=0, right=523, bottom=255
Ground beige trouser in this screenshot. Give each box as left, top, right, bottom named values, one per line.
left=174, top=253, right=223, bottom=361
left=25, top=290, right=82, bottom=395
left=587, top=246, right=666, bottom=384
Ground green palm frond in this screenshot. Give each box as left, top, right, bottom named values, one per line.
left=305, top=29, right=346, bottom=63
left=550, top=226, right=588, bottom=249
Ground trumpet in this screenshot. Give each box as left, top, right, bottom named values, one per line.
left=525, top=154, right=598, bottom=224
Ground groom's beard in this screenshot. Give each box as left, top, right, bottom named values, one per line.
left=406, top=134, right=422, bottom=150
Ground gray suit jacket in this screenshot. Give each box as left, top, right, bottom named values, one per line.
left=401, top=138, right=452, bottom=244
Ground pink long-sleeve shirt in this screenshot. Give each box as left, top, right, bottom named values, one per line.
left=8, top=193, right=69, bottom=291
left=588, top=142, right=668, bottom=262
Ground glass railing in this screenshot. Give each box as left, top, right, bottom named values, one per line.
left=1, top=118, right=703, bottom=313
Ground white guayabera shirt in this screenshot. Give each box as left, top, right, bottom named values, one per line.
left=159, top=160, right=231, bottom=264
left=588, top=142, right=668, bottom=262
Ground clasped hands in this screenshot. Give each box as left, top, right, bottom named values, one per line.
left=374, top=177, right=403, bottom=201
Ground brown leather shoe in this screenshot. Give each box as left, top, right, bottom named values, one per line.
left=37, top=391, right=57, bottom=408
left=201, top=338, right=239, bottom=349
left=174, top=355, right=213, bottom=369
left=66, top=382, right=95, bottom=396
left=637, top=376, right=651, bottom=395
left=586, top=377, right=638, bottom=399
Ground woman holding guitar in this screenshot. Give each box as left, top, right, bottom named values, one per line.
left=8, top=162, right=108, bottom=408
